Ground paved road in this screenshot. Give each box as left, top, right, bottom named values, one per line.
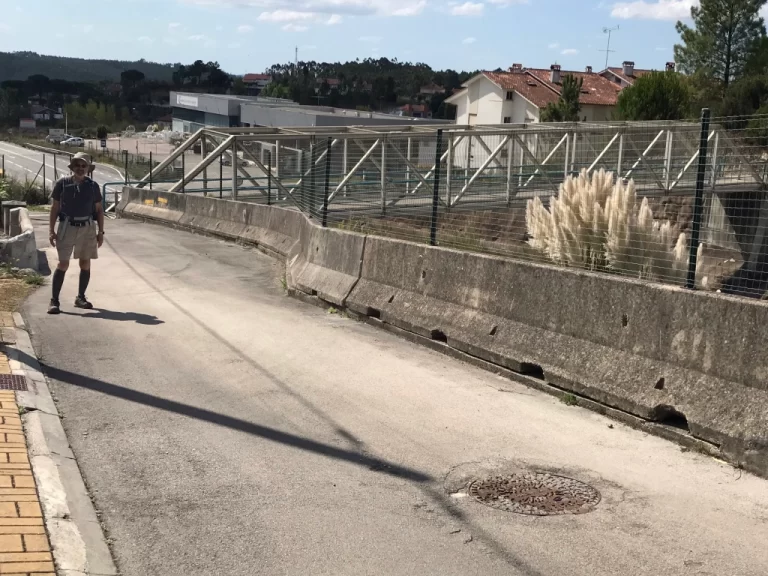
left=0, top=141, right=126, bottom=191
left=22, top=214, right=768, bottom=576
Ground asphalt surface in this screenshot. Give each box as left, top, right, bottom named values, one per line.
left=0, top=141, right=126, bottom=194
left=22, top=213, right=768, bottom=576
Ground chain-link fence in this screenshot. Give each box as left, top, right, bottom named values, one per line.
left=149, top=113, right=768, bottom=300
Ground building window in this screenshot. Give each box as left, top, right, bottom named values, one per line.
left=506, top=91, right=514, bottom=101
left=503, top=117, right=511, bottom=124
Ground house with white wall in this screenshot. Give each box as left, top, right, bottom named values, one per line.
left=445, top=63, right=625, bottom=126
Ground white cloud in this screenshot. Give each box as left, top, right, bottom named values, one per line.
left=561, top=48, right=578, bottom=55
left=548, top=42, right=559, bottom=49
left=462, top=36, right=477, bottom=44
left=488, top=0, right=528, bottom=4
left=83, top=24, right=94, bottom=33
left=450, top=2, right=484, bottom=15
left=359, top=35, right=382, bottom=43
left=228, top=42, right=242, bottom=48
left=137, top=36, right=153, bottom=44
left=188, top=34, right=206, bottom=41
left=180, top=0, right=422, bottom=17
left=611, top=0, right=695, bottom=20
left=326, top=14, right=343, bottom=24
left=237, top=24, right=254, bottom=33
left=258, top=10, right=316, bottom=22
left=283, top=23, right=308, bottom=31
left=168, top=22, right=181, bottom=29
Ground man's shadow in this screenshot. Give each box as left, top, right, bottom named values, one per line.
left=62, top=308, right=164, bottom=326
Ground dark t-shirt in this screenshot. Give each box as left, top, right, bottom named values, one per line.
left=51, top=177, right=102, bottom=219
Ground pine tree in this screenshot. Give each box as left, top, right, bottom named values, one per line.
left=675, top=0, right=767, bottom=89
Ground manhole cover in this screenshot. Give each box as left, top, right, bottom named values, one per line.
left=0, top=374, right=26, bottom=391
left=468, top=472, right=600, bottom=516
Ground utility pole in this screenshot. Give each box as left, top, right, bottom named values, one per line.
left=601, top=26, right=619, bottom=70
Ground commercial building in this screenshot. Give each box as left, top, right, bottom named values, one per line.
left=171, top=91, right=445, bottom=134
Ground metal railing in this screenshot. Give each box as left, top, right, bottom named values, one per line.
left=134, top=115, right=768, bottom=299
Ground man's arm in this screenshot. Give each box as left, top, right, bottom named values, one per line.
left=49, top=179, right=63, bottom=247
left=95, top=202, right=105, bottom=248
left=49, top=200, right=60, bottom=247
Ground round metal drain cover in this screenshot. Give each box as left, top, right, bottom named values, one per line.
left=468, top=472, right=600, bottom=516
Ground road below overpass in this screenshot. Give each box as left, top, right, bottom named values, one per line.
left=21, top=213, right=768, bottom=576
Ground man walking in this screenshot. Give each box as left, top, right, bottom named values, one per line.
left=48, top=152, right=105, bottom=315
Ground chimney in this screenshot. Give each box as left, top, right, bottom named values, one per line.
left=622, top=60, right=635, bottom=77
left=585, top=65, right=593, bottom=73
left=550, top=64, right=561, bottom=84
left=666, top=61, right=676, bottom=72
left=509, top=63, right=523, bottom=73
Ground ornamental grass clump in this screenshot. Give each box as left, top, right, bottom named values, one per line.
left=526, top=168, right=698, bottom=283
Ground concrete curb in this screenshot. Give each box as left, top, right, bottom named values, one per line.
left=9, top=314, right=118, bottom=576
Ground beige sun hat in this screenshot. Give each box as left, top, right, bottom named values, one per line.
left=68, top=152, right=92, bottom=169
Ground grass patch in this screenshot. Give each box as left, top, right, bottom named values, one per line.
left=0, top=278, right=34, bottom=311
left=0, top=175, right=49, bottom=205
left=24, top=274, right=45, bottom=286
left=560, top=393, right=579, bottom=407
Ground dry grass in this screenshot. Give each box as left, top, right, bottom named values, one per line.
left=0, top=278, right=34, bottom=312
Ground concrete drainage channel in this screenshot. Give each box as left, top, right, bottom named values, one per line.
left=118, top=187, right=768, bottom=480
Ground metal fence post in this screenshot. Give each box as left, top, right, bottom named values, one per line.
left=310, top=138, right=316, bottom=217
left=219, top=153, right=223, bottom=199
left=687, top=108, right=711, bottom=290
left=42, top=154, right=46, bottom=194
left=181, top=152, right=186, bottom=194
left=1, top=155, right=4, bottom=179
left=266, top=151, right=272, bottom=206
left=149, top=151, right=153, bottom=191
left=322, top=137, right=332, bottom=227
left=430, top=129, right=444, bottom=247
left=124, top=151, right=128, bottom=185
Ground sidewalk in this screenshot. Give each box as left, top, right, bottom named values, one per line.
left=0, top=344, right=55, bottom=575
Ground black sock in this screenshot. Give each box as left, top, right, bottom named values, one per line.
left=78, top=270, right=91, bottom=298
left=52, top=269, right=66, bottom=302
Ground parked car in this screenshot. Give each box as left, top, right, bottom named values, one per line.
left=220, top=156, right=254, bottom=167
left=46, top=134, right=72, bottom=144
left=61, top=137, right=85, bottom=147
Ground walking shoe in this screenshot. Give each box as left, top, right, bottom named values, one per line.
left=74, top=295, right=93, bottom=310
left=47, top=300, right=61, bottom=315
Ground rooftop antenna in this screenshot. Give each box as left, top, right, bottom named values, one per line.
left=601, top=26, right=619, bottom=70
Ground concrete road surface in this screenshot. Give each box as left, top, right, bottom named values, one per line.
left=22, top=213, right=768, bottom=576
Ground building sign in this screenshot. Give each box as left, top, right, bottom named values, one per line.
left=100, top=139, right=107, bottom=148
left=49, top=128, right=65, bottom=137
left=19, top=119, right=36, bottom=129
left=176, top=94, right=199, bottom=108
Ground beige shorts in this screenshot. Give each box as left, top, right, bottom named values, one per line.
left=56, top=222, right=98, bottom=262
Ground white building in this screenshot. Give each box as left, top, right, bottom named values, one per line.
left=445, top=63, right=628, bottom=126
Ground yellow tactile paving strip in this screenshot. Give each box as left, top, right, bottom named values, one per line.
left=0, top=351, right=56, bottom=576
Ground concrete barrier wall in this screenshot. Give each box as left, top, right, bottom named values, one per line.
left=0, top=208, right=37, bottom=270
left=288, top=218, right=365, bottom=307
left=117, top=188, right=768, bottom=477
left=346, top=236, right=768, bottom=474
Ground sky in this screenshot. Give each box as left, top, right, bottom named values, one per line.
left=0, top=0, right=712, bottom=75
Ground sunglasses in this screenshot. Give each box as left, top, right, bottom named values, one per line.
left=72, top=163, right=88, bottom=170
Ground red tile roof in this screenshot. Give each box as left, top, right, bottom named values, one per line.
left=524, top=68, right=622, bottom=106
left=604, top=67, right=652, bottom=86
left=243, top=74, right=271, bottom=83
left=483, top=71, right=560, bottom=108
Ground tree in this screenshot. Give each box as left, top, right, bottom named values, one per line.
left=615, top=71, right=692, bottom=120
left=541, top=74, right=582, bottom=122
left=675, top=0, right=767, bottom=89
left=120, top=69, right=145, bottom=89
left=97, top=125, right=109, bottom=139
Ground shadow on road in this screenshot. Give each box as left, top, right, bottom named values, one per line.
left=36, top=250, right=51, bottom=276
left=26, top=350, right=544, bottom=576
left=61, top=308, right=164, bottom=325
